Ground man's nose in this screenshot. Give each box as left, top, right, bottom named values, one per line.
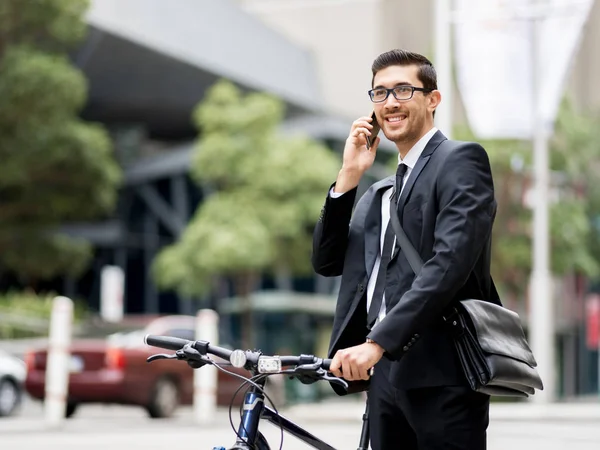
left=383, top=91, right=401, bottom=109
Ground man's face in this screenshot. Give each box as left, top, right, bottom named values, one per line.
left=372, top=65, right=437, bottom=146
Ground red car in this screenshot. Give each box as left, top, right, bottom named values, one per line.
left=24, top=315, right=249, bottom=418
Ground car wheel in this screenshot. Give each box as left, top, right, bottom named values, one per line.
left=146, top=377, right=179, bottom=419
left=0, top=378, right=21, bottom=417
left=65, top=402, right=78, bottom=418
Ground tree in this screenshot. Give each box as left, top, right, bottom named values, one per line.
left=153, top=80, right=340, bottom=348
left=0, top=0, right=121, bottom=284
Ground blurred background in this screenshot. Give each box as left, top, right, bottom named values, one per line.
left=1, top=0, right=600, bottom=444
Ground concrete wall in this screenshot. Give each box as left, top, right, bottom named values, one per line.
left=239, top=0, right=385, bottom=120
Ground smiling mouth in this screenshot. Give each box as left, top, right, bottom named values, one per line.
left=386, top=115, right=407, bottom=123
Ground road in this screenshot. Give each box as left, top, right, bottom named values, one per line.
left=1, top=396, right=599, bottom=449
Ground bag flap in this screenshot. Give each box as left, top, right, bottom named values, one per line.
left=458, top=299, right=538, bottom=368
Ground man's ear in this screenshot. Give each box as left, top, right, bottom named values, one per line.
left=429, top=90, right=442, bottom=113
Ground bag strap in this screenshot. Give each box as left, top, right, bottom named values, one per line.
left=389, top=200, right=423, bottom=274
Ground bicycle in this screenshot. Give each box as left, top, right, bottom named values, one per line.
left=144, top=334, right=371, bottom=450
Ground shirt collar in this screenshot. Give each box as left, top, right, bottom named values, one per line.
left=397, top=127, right=438, bottom=169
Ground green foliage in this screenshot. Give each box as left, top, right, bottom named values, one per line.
left=0, top=0, right=89, bottom=52
left=1, top=233, right=92, bottom=280
left=0, top=290, right=88, bottom=339
left=551, top=99, right=600, bottom=175
left=0, top=47, right=86, bottom=124
left=0, top=0, right=121, bottom=282
left=551, top=100, right=600, bottom=278
left=153, top=192, right=274, bottom=298
left=153, top=80, right=340, bottom=298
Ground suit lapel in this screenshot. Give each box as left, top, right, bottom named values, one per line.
left=396, top=130, right=447, bottom=220
left=364, top=176, right=394, bottom=277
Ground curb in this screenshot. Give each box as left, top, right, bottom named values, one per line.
left=489, top=403, right=600, bottom=422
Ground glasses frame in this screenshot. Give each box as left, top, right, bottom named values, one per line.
left=368, top=85, right=433, bottom=103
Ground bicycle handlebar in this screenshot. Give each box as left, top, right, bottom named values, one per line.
left=144, top=334, right=332, bottom=372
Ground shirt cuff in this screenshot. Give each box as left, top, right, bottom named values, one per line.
left=329, top=187, right=345, bottom=198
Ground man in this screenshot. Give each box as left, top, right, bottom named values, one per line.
left=312, top=49, right=497, bottom=450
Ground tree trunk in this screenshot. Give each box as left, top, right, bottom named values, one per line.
left=235, top=272, right=259, bottom=350
left=240, top=294, right=254, bottom=350
left=274, top=264, right=292, bottom=291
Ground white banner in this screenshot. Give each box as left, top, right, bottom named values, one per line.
left=453, top=0, right=594, bottom=139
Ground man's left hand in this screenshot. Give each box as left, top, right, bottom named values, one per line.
left=329, top=341, right=385, bottom=381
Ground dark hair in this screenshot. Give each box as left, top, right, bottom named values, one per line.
left=371, top=49, right=437, bottom=91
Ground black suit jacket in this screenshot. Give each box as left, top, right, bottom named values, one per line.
left=312, top=131, right=498, bottom=394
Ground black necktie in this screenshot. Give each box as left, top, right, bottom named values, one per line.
left=367, top=163, right=408, bottom=329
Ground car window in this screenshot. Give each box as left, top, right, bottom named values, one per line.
left=163, top=328, right=195, bottom=341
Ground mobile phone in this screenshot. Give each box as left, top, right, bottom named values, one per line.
left=366, top=111, right=380, bottom=149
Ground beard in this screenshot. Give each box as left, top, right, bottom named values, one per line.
left=383, top=113, right=425, bottom=145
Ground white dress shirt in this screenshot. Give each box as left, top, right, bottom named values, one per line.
left=330, top=127, right=438, bottom=328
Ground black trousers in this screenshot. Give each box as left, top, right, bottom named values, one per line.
left=369, top=358, right=490, bottom=450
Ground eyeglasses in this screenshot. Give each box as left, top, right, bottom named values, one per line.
left=368, top=85, right=433, bottom=103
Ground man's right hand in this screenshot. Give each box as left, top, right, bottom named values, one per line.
left=334, top=115, right=380, bottom=193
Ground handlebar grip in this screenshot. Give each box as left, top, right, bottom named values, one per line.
left=144, top=334, right=190, bottom=351
left=322, top=359, right=332, bottom=371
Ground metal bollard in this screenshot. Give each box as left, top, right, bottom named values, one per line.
left=44, top=296, right=73, bottom=428
left=194, top=309, right=219, bottom=424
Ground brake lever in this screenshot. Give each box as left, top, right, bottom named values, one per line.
left=147, top=353, right=178, bottom=363
left=293, top=362, right=321, bottom=374
left=285, top=365, right=349, bottom=389
left=300, top=366, right=350, bottom=390
left=321, top=373, right=349, bottom=390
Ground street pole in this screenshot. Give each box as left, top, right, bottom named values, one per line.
left=529, top=5, right=555, bottom=403
left=434, top=0, right=453, bottom=139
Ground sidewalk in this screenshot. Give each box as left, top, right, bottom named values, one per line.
left=283, top=398, right=600, bottom=423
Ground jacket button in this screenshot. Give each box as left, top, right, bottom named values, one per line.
left=403, top=346, right=409, bottom=352
left=358, top=284, right=364, bottom=292
left=414, top=334, right=420, bottom=338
